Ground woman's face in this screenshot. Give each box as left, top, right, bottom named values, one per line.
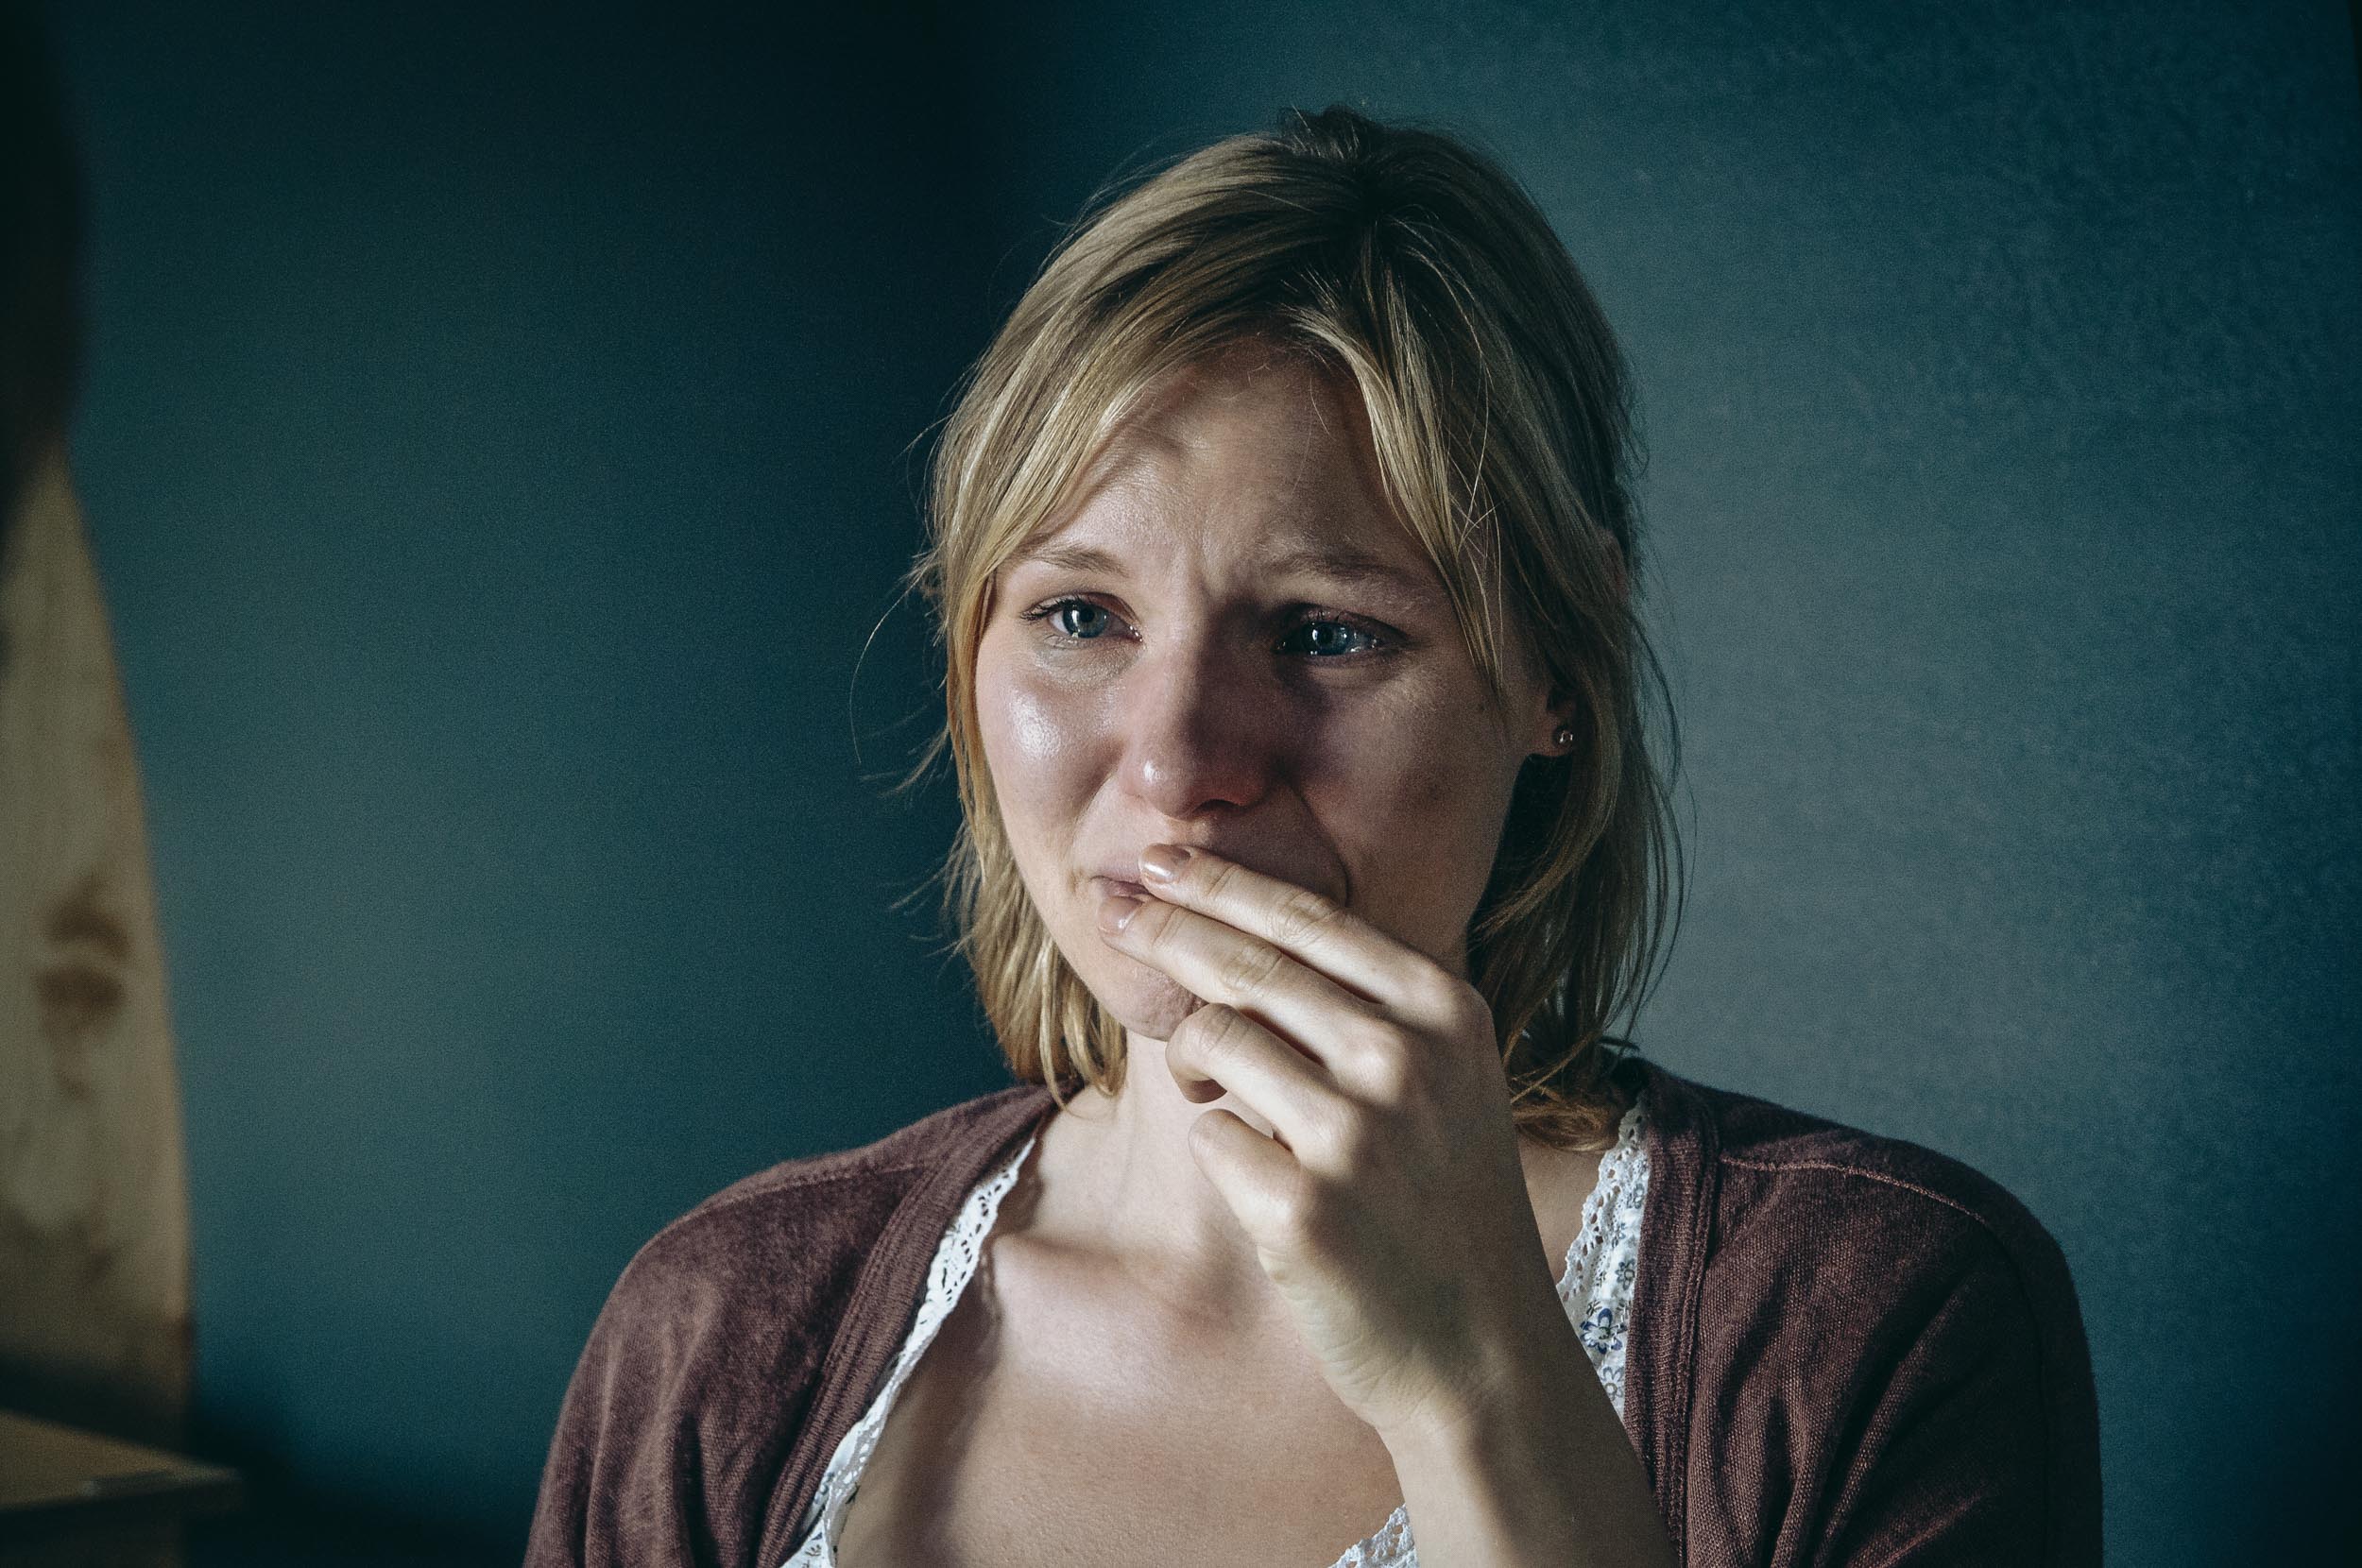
left=972, top=344, right=1565, bottom=1045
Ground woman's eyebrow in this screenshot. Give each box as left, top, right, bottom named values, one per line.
left=1004, top=542, right=1127, bottom=575
left=1004, top=541, right=1442, bottom=607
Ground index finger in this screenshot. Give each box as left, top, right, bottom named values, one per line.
left=1133, top=845, right=1431, bottom=1012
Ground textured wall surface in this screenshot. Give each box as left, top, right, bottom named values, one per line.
left=46, top=0, right=2361, bottom=1560
left=49, top=3, right=1011, bottom=1554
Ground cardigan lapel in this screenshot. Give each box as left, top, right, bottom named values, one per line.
left=1624, top=1060, right=1720, bottom=1563
left=753, top=1084, right=1059, bottom=1567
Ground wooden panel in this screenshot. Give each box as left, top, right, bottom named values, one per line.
left=0, top=445, right=192, bottom=1448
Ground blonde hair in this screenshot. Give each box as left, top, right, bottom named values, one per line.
left=898, top=105, right=1682, bottom=1150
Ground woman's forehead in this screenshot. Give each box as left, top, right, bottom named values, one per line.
left=1128, top=340, right=1359, bottom=450
left=1013, top=353, right=1420, bottom=574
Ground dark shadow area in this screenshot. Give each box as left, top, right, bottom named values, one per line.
left=185, top=1498, right=516, bottom=1568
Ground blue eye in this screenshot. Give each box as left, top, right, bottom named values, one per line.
left=1018, top=598, right=1123, bottom=646
left=1018, top=597, right=1393, bottom=660
left=1282, top=618, right=1381, bottom=657
left=1050, top=601, right=1112, bottom=639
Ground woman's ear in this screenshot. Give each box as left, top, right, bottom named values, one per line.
left=1535, top=691, right=1582, bottom=758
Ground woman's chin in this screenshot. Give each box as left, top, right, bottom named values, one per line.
left=1093, top=964, right=1204, bottom=1046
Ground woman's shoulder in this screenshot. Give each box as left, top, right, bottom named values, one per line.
left=528, top=1083, right=1057, bottom=1568
left=1633, top=1063, right=2102, bottom=1562
left=1647, top=1064, right=2075, bottom=1302
left=1634, top=1058, right=2094, bottom=1403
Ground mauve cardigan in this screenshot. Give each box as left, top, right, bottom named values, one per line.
left=523, top=1061, right=2101, bottom=1566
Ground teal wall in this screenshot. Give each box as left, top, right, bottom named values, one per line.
left=46, top=2, right=2362, bottom=1561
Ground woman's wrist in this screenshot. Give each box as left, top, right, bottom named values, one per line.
left=1378, top=1309, right=1674, bottom=1568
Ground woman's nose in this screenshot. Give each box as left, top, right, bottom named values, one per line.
left=1118, top=634, right=1285, bottom=820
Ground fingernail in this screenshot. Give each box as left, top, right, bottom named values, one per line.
left=1098, top=894, right=1143, bottom=933
left=1138, top=844, right=1189, bottom=883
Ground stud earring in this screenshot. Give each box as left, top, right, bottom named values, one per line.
left=1551, top=724, right=1576, bottom=751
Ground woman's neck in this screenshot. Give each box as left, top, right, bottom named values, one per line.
left=1024, top=1031, right=1290, bottom=1330
left=1013, top=1030, right=1611, bottom=1337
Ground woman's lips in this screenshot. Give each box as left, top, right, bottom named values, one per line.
left=1090, top=875, right=1150, bottom=899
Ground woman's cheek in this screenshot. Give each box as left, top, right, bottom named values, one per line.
left=979, top=665, right=1104, bottom=896
left=1001, top=679, right=1076, bottom=769
left=1342, top=747, right=1505, bottom=959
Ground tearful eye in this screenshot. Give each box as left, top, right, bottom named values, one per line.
left=1050, top=601, right=1112, bottom=639
left=1284, top=619, right=1379, bottom=658
left=1018, top=597, right=1129, bottom=648
left=1018, top=596, right=1395, bottom=661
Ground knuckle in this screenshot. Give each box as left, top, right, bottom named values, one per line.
left=1311, top=1097, right=1371, bottom=1167
left=1269, top=1169, right=1328, bottom=1243
left=1360, top=1042, right=1412, bottom=1104
left=1269, top=886, right=1343, bottom=948
left=1215, top=940, right=1286, bottom=997
left=1196, top=1004, right=1257, bottom=1065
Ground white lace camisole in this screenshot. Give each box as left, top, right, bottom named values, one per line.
left=782, top=1093, right=1651, bottom=1568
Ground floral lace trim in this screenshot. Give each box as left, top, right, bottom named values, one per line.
left=782, top=1133, right=1036, bottom=1565
left=783, top=1092, right=1651, bottom=1568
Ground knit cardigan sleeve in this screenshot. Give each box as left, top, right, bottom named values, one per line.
left=1647, top=1075, right=2103, bottom=1568
left=1791, top=1179, right=2081, bottom=1565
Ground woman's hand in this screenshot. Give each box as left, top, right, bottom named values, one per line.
left=1094, top=842, right=1577, bottom=1447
